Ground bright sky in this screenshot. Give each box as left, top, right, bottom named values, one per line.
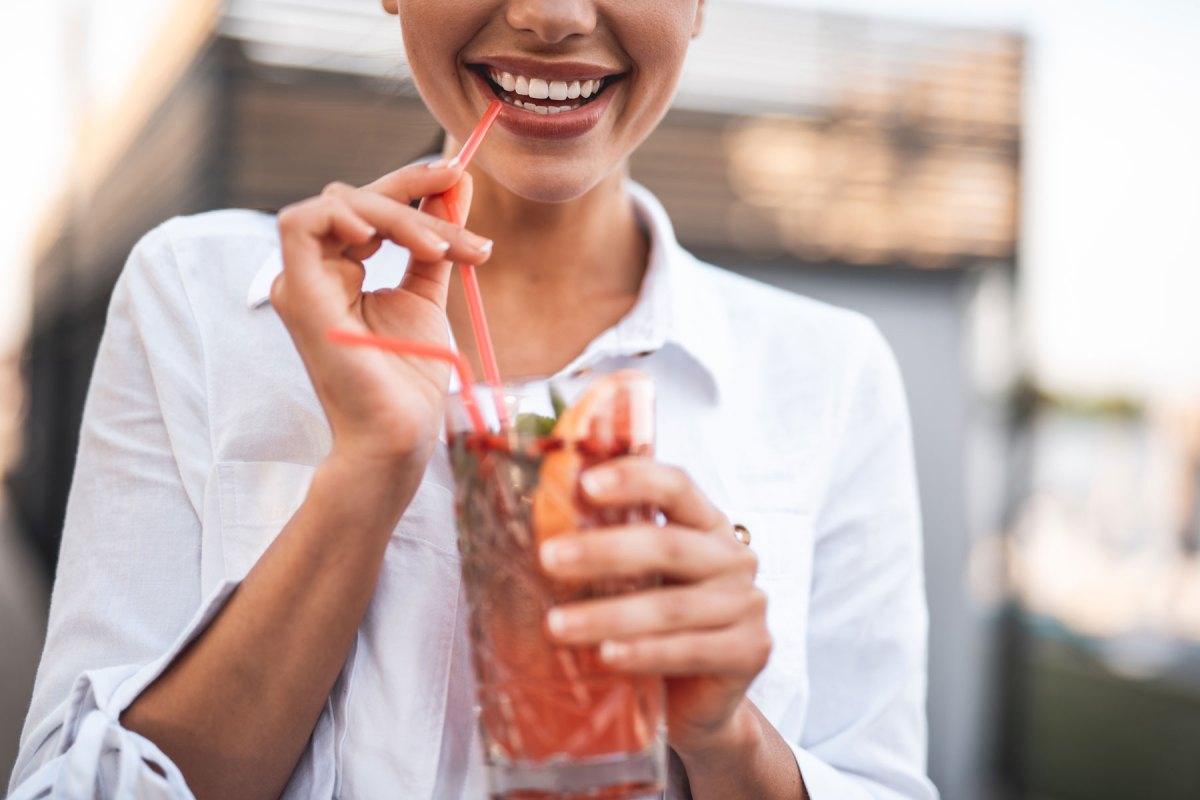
left=1020, top=0, right=1200, bottom=399
left=1, top=0, right=1199, bottom=398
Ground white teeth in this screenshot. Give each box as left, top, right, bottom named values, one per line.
left=483, top=67, right=609, bottom=113
left=486, top=70, right=608, bottom=99
left=507, top=98, right=582, bottom=114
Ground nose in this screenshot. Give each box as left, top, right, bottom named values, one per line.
left=505, top=0, right=597, bottom=45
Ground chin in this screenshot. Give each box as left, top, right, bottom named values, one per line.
left=479, top=154, right=618, bottom=205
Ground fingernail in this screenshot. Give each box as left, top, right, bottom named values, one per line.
left=427, top=156, right=460, bottom=170
left=600, top=641, right=627, bottom=663
left=362, top=225, right=378, bottom=238
left=547, top=609, right=569, bottom=636
left=581, top=468, right=616, bottom=497
left=423, top=230, right=451, bottom=253
left=541, top=540, right=580, bottom=568
left=463, top=233, right=493, bottom=254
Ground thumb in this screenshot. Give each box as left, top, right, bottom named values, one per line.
left=400, top=173, right=478, bottom=307
left=424, top=172, right=475, bottom=227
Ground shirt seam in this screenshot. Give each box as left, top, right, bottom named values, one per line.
left=160, top=224, right=219, bottom=489
left=809, top=321, right=872, bottom=534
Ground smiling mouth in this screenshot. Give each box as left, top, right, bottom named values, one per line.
left=470, top=65, right=624, bottom=115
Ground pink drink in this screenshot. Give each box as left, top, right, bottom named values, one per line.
left=447, top=373, right=665, bottom=799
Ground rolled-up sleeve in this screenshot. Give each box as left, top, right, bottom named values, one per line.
left=791, top=322, right=938, bottom=800
left=8, top=224, right=223, bottom=799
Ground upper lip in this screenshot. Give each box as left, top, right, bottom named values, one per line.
left=468, top=56, right=625, bottom=82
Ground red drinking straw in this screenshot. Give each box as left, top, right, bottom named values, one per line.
left=442, top=100, right=509, bottom=427
left=326, top=328, right=488, bottom=436
left=457, top=99, right=503, bottom=167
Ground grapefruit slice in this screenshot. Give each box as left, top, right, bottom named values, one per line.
left=530, top=370, right=654, bottom=546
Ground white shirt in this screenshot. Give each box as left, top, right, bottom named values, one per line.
left=10, top=183, right=937, bottom=800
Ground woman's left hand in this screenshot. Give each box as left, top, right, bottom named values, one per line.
left=539, top=457, right=772, bottom=757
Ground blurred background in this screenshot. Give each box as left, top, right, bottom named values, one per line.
left=2, top=1, right=1199, bottom=797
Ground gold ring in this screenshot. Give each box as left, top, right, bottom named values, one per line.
left=732, top=523, right=751, bottom=546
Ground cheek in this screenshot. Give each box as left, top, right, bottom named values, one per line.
left=620, top=17, right=694, bottom=134
left=620, top=2, right=696, bottom=58
left=398, top=2, right=477, bottom=120
left=618, top=4, right=695, bottom=99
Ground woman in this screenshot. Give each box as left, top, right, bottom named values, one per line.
left=11, top=1, right=937, bottom=798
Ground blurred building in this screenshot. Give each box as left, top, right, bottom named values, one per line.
left=6, top=2, right=1025, bottom=797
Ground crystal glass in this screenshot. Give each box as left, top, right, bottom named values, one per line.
left=446, top=371, right=666, bottom=799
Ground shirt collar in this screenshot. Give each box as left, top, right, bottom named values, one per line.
left=609, top=181, right=733, bottom=399
left=246, top=180, right=732, bottom=399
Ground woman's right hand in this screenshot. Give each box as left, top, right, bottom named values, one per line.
left=271, top=161, right=493, bottom=478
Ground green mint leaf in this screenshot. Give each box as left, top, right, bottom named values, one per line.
left=513, top=412, right=556, bottom=438
left=549, top=384, right=568, bottom=420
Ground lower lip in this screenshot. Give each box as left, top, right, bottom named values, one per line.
left=470, top=71, right=617, bottom=141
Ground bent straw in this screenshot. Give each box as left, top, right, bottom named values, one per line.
left=326, top=328, right=488, bottom=436
left=442, top=100, right=509, bottom=427
left=458, top=99, right=503, bottom=167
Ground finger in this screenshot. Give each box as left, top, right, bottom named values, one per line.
left=323, top=182, right=493, bottom=264
left=598, top=616, right=773, bottom=677
left=403, top=174, right=478, bottom=304
left=270, top=261, right=364, bottom=347
left=540, top=524, right=755, bottom=583
left=422, top=172, right=475, bottom=227
left=343, top=235, right=385, bottom=264
left=580, top=458, right=728, bottom=532
left=276, top=196, right=378, bottom=308
left=546, top=578, right=760, bottom=645
left=278, top=194, right=377, bottom=262
left=361, top=158, right=466, bottom=205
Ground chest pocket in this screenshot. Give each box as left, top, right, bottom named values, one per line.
left=211, top=459, right=461, bottom=577
left=209, top=459, right=465, bottom=797
left=214, top=460, right=317, bottom=579
left=208, top=460, right=336, bottom=795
